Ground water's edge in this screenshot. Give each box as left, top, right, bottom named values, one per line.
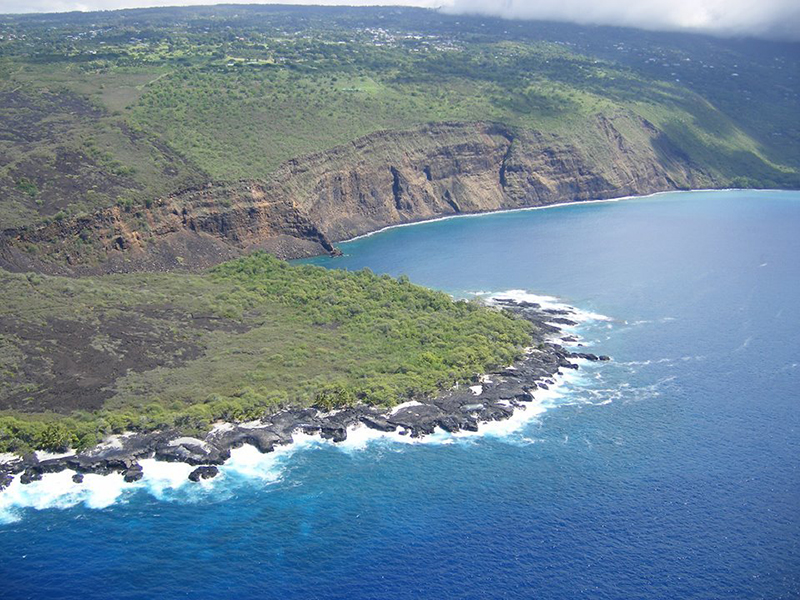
left=335, top=188, right=784, bottom=245
left=0, top=294, right=611, bottom=521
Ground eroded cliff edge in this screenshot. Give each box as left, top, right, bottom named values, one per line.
left=0, top=114, right=711, bottom=274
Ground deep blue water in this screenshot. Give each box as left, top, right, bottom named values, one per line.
left=2, top=190, right=799, bottom=599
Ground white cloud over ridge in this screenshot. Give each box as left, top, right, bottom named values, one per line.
left=444, top=0, right=800, bottom=41
left=1, top=0, right=798, bottom=42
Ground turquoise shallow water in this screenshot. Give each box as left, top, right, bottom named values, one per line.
left=1, top=190, right=798, bottom=599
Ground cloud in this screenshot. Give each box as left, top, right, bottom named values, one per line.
left=443, top=0, right=800, bottom=41
left=2, top=0, right=798, bottom=41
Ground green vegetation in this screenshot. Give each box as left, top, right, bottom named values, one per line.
left=14, top=178, right=38, bottom=198
left=0, top=6, right=797, bottom=229
left=0, top=5, right=797, bottom=452
left=0, top=253, right=531, bottom=452
left=125, top=42, right=631, bottom=178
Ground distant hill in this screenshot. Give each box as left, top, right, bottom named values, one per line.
left=0, top=5, right=797, bottom=271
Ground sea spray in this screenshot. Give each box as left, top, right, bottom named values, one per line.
left=0, top=470, right=130, bottom=524
left=484, top=290, right=613, bottom=325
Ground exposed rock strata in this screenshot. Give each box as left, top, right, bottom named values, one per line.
left=0, top=299, right=610, bottom=488
left=0, top=115, right=712, bottom=275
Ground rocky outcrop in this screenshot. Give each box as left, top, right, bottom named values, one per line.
left=188, top=466, right=219, bottom=482
left=0, top=114, right=712, bottom=275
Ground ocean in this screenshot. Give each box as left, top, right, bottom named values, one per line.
left=2, top=190, right=798, bottom=599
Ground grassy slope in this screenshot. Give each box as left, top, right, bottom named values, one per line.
left=0, top=75, right=207, bottom=229
left=0, top=7, right=797, bottom=452
left=0, top=253, right=531, bottom=452
left=0, top=7, right=797, bottom=230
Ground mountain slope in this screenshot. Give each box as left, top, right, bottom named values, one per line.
left=0, top=5, right=797, bottom=272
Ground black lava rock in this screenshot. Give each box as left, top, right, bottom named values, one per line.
left=0, top=472, right=13, bottom=490
left=188, top=466, right=219, bottom=482
left=20, top=469, right=43, bottom=485
left=122, top=464, right=144, bottom=483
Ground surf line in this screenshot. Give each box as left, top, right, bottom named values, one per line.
left=338, top=188, right=778, bottom=244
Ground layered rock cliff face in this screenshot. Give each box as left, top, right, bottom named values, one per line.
left=0, top=114, right=713, bottom=274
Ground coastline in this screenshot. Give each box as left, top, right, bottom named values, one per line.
left=11, top=187, right=790, bottom=511
left=0, top=296, right=611, bottom=501
left=335, top=188, right=785, bottom=245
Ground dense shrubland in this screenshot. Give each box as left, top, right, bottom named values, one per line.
left=0, top=254, right=531, bottom=452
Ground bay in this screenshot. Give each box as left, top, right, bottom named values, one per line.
left=2, top=190, right=798, bottom=599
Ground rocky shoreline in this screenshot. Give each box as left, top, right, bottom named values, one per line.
left=0, top=299, right=609, bottom=491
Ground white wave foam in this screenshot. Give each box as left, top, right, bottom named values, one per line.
left=0, top=457, right=229, bottom=522
left=734, top=336, right=753, bottom=353
left=221, top=430, right=331, bottom=482
left=220, top=444, right=285, bottom=482
left=333, top=424, right=455, bottom=452
left=0, top=470, right=130, bottom=524
left=621, top=357, right=676, bottom=366
left=520, top=436, right=544, bottom=444
left=625, top=317, right=676, bottom=326
left=138, top=459, right=195, bottom=498
left=579, top=371, right=677, bottom=407
left=484, top=290, right=612, bottom=325
left=619, top=355, right=705, bottom=368
left=217, top=372, right=592, bottom=459
left=467, top=370, right=585, bottom=439
left=339, top=367, right=588, bottom=451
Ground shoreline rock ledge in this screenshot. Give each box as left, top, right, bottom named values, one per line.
left=0, top=299, right=610, bottom=490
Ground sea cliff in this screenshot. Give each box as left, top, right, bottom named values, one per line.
left=0, top=115, right=710, bottom=275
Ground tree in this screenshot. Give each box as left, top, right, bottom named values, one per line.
left=314, top=382, right=356, bottom=411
